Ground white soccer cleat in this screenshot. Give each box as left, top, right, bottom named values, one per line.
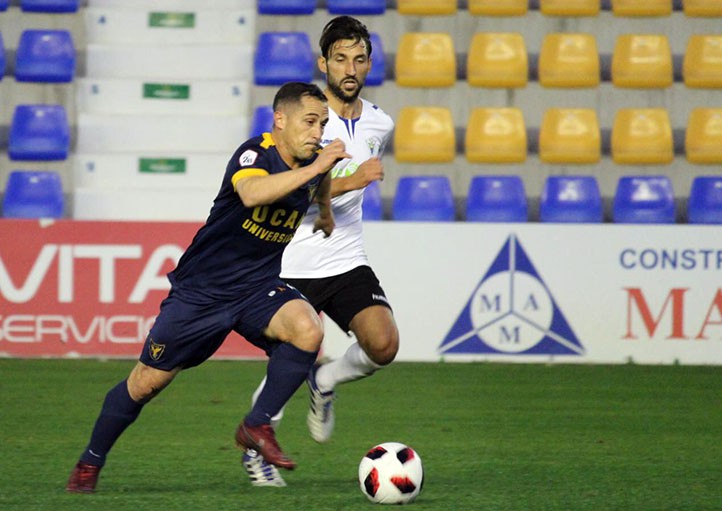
left=306, top=365, right=336, bottom=443
left=242, top=449, right=287, bottom=487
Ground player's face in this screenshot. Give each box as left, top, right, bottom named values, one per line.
left=279, top=96, right=329, bottom=162
left=321, top=39, right=371, bottom=104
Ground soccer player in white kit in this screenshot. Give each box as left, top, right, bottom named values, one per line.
left=243, top=16, right=399, bottom=486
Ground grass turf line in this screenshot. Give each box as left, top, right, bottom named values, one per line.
left=0, top=359, right=719, bottom=510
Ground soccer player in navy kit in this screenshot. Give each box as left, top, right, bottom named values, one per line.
left=66, top=82, right=351, bottom=493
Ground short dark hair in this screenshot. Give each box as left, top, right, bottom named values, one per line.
left=272, top=81, right=327, bottom=111
left=319, top=15, right=372, bottom=59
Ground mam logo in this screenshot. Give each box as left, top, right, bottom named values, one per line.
left=439, top=235, right=584, bottom=356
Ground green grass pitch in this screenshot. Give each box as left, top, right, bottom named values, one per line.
left=0, top=359, right=719, bottom=510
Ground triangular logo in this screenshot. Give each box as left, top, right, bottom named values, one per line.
left=439, top=235, right=584, bottom=356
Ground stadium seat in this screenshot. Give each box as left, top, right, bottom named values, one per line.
left=0, top=32, right=5, bottom=78
left=611, top=0, right=672, bottom=17
left=612, top=109, right=674, bottom=165
left=539, top=108, right=601, bottom=164
left=538, top=33, right=599, bottom=88
left=2, top=170, right=64, bottom=219
left=468, top=0, right=527, bottom=16
left=362, top=180, right=383, bottom=221
left=395, top=33, right=456, bottom=88
left=687, top=176, right=722, bottom=224
left=612, top=176, right=676, bottom=224
left=397, top=0, right=457, bottom=15
left=392, top=176, right=455, bottom=222
left=257, top=0, right=315, bottom=15
left=612, top=34, right=673, bottom=88
left=0, top=0, right=8, bottom=10
left=686, top=108, right=722, bottom=164
left=540, top=0, right=600, bottom=16
left=366, top=32, right=386, bottom=86
left=20, top=0, right=79, bottom=12
left=394, top=107, right=456, bottom=163
left=467, top=32, right=528, bottom=88
left=540, top=176, right=603, bottom=223
left=327, top=0, right=386, bottom=15
left=9, top=105, right=70, bottom=161
left=15, top=30, right=75, bottom=83
left=465, top=175, right=527, bottom=222
left=250, top=105, right=274, bottom=138
left=254, top=32, right=314, bottom=85
left=683, top=35, right=722, bottom=88
left=465, top=107, right=527, bottom=163
left=683, top=0, right=722, bottom=17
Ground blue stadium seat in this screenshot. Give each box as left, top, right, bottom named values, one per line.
left=362, top=180, right=383, bottom=221
left=9, top=105, right=70, bottom=161
left=540, top=176, right=603, bottom=223
left=0, top=32, right=6, bottom=79
left=465, top=175, right=527, bottom=222
left=327, top=0, right=386, bottom=15
left=613, top=176, right=676, bottom=224
left=366, top=33, right=386, bottom=86
left=2, top=170, right=64, bottom=218
left=0, top=0, right=8, bottom=11
left=15, top=30, right=75, bottom=83
left=254, top=32, right=314, bottom=85
left=687, top=176, right=722, bottom=224
left=258, top=0, right=315, bottom=15
left=249, top=105, right=274, bottom=138
left=20, top=0, right=79, bottom=12
left=392, top=175, right=455, bottom=222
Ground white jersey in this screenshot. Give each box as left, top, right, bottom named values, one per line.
left=281, top=98, right=394, bottom=278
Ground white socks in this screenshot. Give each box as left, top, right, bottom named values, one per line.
left=315, top=342, right=382, bottom=394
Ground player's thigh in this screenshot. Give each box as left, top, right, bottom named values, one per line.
left=349, top=305, right=399, bottom=364
left=265, top=298, right=324, bottom=352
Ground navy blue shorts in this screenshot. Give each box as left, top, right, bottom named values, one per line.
left=139, top=278, right=306, bottom=371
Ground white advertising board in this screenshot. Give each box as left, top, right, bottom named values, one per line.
left=322, top=223, right=722, bottom=365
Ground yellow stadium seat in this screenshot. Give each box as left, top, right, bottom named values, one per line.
left=397, top=0, right=457, bottom=15
left=612, top=34, right=673, bottom=88
left=465, top=107, right=527, bottom=163
left=612, top=0, right=672, bottom=16
left=538, top=33, right=600, bottom=88
left=468, top=0, right=528, bottom=16
left=612, top=109, right=674, bottom=164
left=395, top=33, right=456, bottom=87
left=683, top=0, right=722, bottom=17
left=467, top=33, right=527, bottom=88
left=686, top=108, right=722, bottom=163
left=394, top=107, right=456, bottom=163
left=539, top=109, right=601, bottom=164
left=540, top=0, right=600, bottom=16
left=683, top=35, right=722, bottom=88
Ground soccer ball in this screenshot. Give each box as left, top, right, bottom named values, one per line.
left=358, top=442, right=424, bottom=505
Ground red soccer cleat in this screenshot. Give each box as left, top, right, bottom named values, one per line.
left=66, top=461, right=101, bottom=493
left=235, top=422, right=296, bottom=470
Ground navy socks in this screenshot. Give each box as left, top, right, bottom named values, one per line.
left=79, top=380, right=143, bottom=467
left=245, top=343, right=318, bottom=426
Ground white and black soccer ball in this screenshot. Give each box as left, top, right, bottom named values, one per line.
left=358, top=442, right=424, bottom=505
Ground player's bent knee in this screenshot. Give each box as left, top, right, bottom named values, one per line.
left=127, top=362, right=178, bottom=403
left=288, top=314, right=324, bottom=352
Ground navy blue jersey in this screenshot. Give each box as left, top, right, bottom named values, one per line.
left=169, top=133, right=325, bottom=299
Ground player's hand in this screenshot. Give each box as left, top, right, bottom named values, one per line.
left=315, top=139, right=351, bottom=174
left=350, top=157, right=384, bottom=189
left=312, top=212, right=335, bottom=238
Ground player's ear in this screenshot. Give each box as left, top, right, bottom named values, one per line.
left=273, top=110, right=285, bottom=130
left=318, top=55, right=328, bottom=75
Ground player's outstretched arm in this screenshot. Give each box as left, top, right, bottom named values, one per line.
left=313, top=172, right=335, bottom=237
left=330, top=157, right=384, bottom=198
left=236, top=140, right=350, bottom=207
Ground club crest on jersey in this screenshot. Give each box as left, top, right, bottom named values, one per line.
left=239, top=149, right=258, bottom=167
left=148, top=337, right=166, bottom=361
left=366, top=136, right=383, bottom=157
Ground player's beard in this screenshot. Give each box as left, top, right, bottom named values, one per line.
left=328, top=77, right=363, bottom=104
